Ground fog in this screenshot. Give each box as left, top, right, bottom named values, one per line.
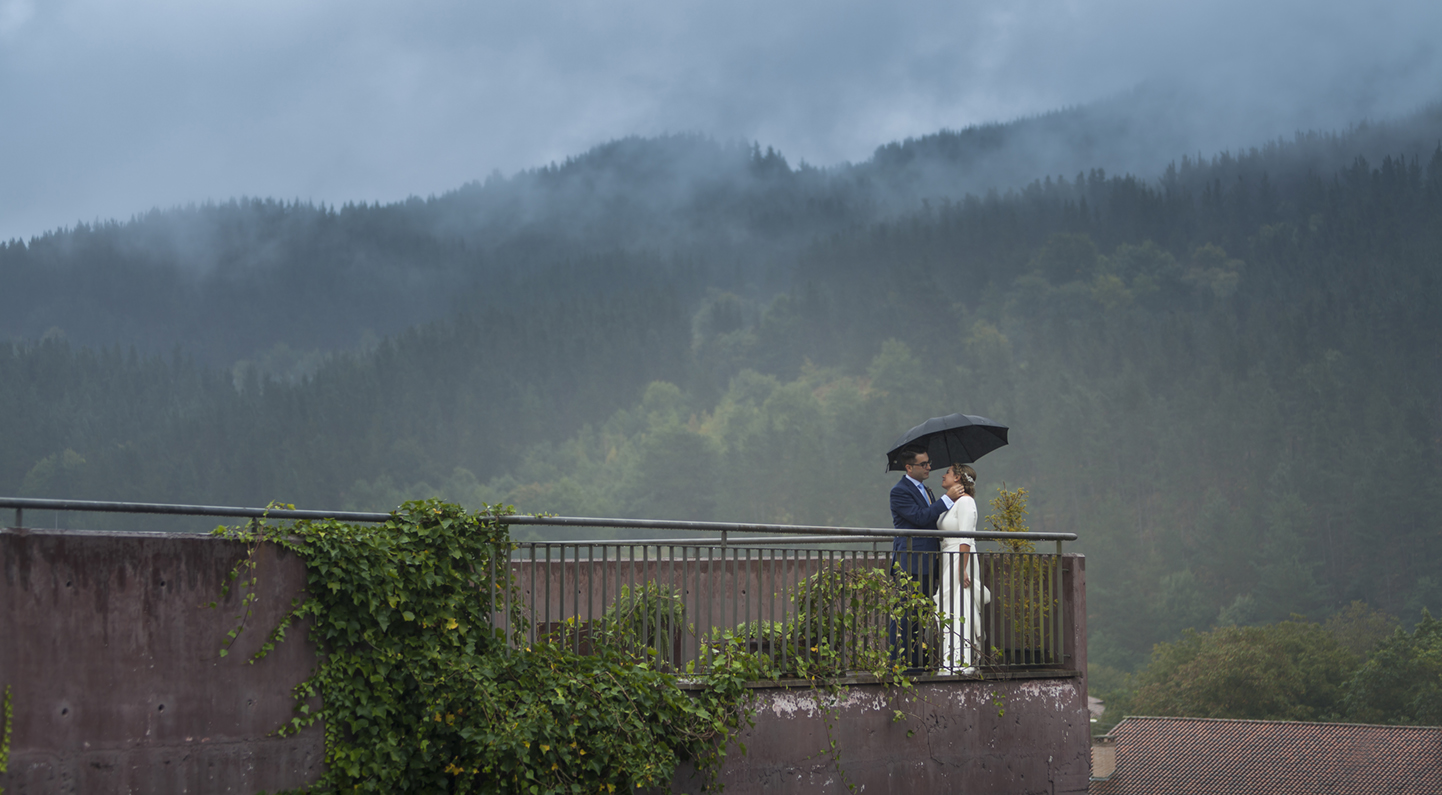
left=1, top=0, right=1438, bottom=241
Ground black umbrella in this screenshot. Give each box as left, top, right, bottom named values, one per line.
left=885, top=413, right=1009, bottom=471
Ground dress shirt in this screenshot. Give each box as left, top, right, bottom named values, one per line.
left=905, top=474, right=954, bottom=510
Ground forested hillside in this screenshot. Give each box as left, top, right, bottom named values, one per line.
left=6, top=103, right=1440, bottom=367
left=4, top=104, right=1440, bottom=671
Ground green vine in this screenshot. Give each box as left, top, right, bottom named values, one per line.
left=212, top=500, right=758, bottom=793
left=0, top=684, right=11, bottom=795
left=211, top=502, right=960, bottom=793
left=593, top=582, right=689, bottom=670
left=0, top=684, right=11, bottom=794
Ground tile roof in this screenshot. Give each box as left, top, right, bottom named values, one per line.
left=1090, top=716, right=1442, bottom=795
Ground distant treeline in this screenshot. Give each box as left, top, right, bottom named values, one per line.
left=3, top=107, right=1441, bottom=671
left=1094, top=603, right=1442, bottom=731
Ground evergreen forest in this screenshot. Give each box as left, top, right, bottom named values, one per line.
left=3, top=102, right=1441, bottom=675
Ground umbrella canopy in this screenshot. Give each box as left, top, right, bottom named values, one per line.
left=885, top=413, right=1009, bottom=472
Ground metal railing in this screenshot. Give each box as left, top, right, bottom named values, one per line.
left=2, top=497, right=1079, bottom=676
left=500, top=535, right=1072, bottom=676
left=0, top=496, right=392, bottom=528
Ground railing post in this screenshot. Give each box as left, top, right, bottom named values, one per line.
left=904, top=536, right=914, bottom=668
left=1054, top=551, right=1062, bottom=665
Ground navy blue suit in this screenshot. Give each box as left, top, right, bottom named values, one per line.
left=889, top=476, right=947, bottom=669
left=890, top=476, right=948, bottom=582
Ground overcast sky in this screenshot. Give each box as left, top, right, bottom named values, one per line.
left=1, top=0, right=1438, bottom=242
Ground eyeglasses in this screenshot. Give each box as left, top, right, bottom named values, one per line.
left=908, top=461, right=932, bottom=469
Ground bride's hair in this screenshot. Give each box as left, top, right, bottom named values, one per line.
left=950, top=464, right=977, bottom=496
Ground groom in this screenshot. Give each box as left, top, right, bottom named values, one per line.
left=888, top=445, right=963, bottom=670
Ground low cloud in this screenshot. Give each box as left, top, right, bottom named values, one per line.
left=0, top=0, right=1437, bottom=240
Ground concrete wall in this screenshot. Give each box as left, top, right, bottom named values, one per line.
left=674, top=672, right=1092, bottom=794
left=0, top=528, right=323, bottom=794
left=675, top=553, right=1091, bottom=793
left=2, top=526, right=1087, bottom=794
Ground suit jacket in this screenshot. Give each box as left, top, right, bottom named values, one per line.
left=891, top=476, right=948, bottom=579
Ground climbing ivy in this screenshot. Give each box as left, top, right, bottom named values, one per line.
left=214, top=501, right=760, bottom=793
left=212, top=500, right=964, bottom=793
left=1, top=684, right=12, bottom=794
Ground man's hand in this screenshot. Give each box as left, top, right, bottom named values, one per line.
left=946, top=484, right=965, bottom=500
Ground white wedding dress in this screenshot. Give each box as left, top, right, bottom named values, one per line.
left=935, top=495, right=982, bottom=672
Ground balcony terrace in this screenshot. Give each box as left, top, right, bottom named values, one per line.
left=0, top=497, right=1092, bottom=793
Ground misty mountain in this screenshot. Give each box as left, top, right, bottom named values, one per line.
left=862, top=85, right=1442, bottom=205
left=6, top=98, right=1438, bottom=371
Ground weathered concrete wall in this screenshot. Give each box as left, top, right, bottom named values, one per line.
left=673, top=672, right=1091, bottom=794
left=2, top=527, right=1086, bottom=794
left=0, top=527, right=323, bottom=794
left=672, top=553, right=1090, bottom=794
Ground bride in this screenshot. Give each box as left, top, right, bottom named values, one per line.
left=935, top=464, right=983, bottom=673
